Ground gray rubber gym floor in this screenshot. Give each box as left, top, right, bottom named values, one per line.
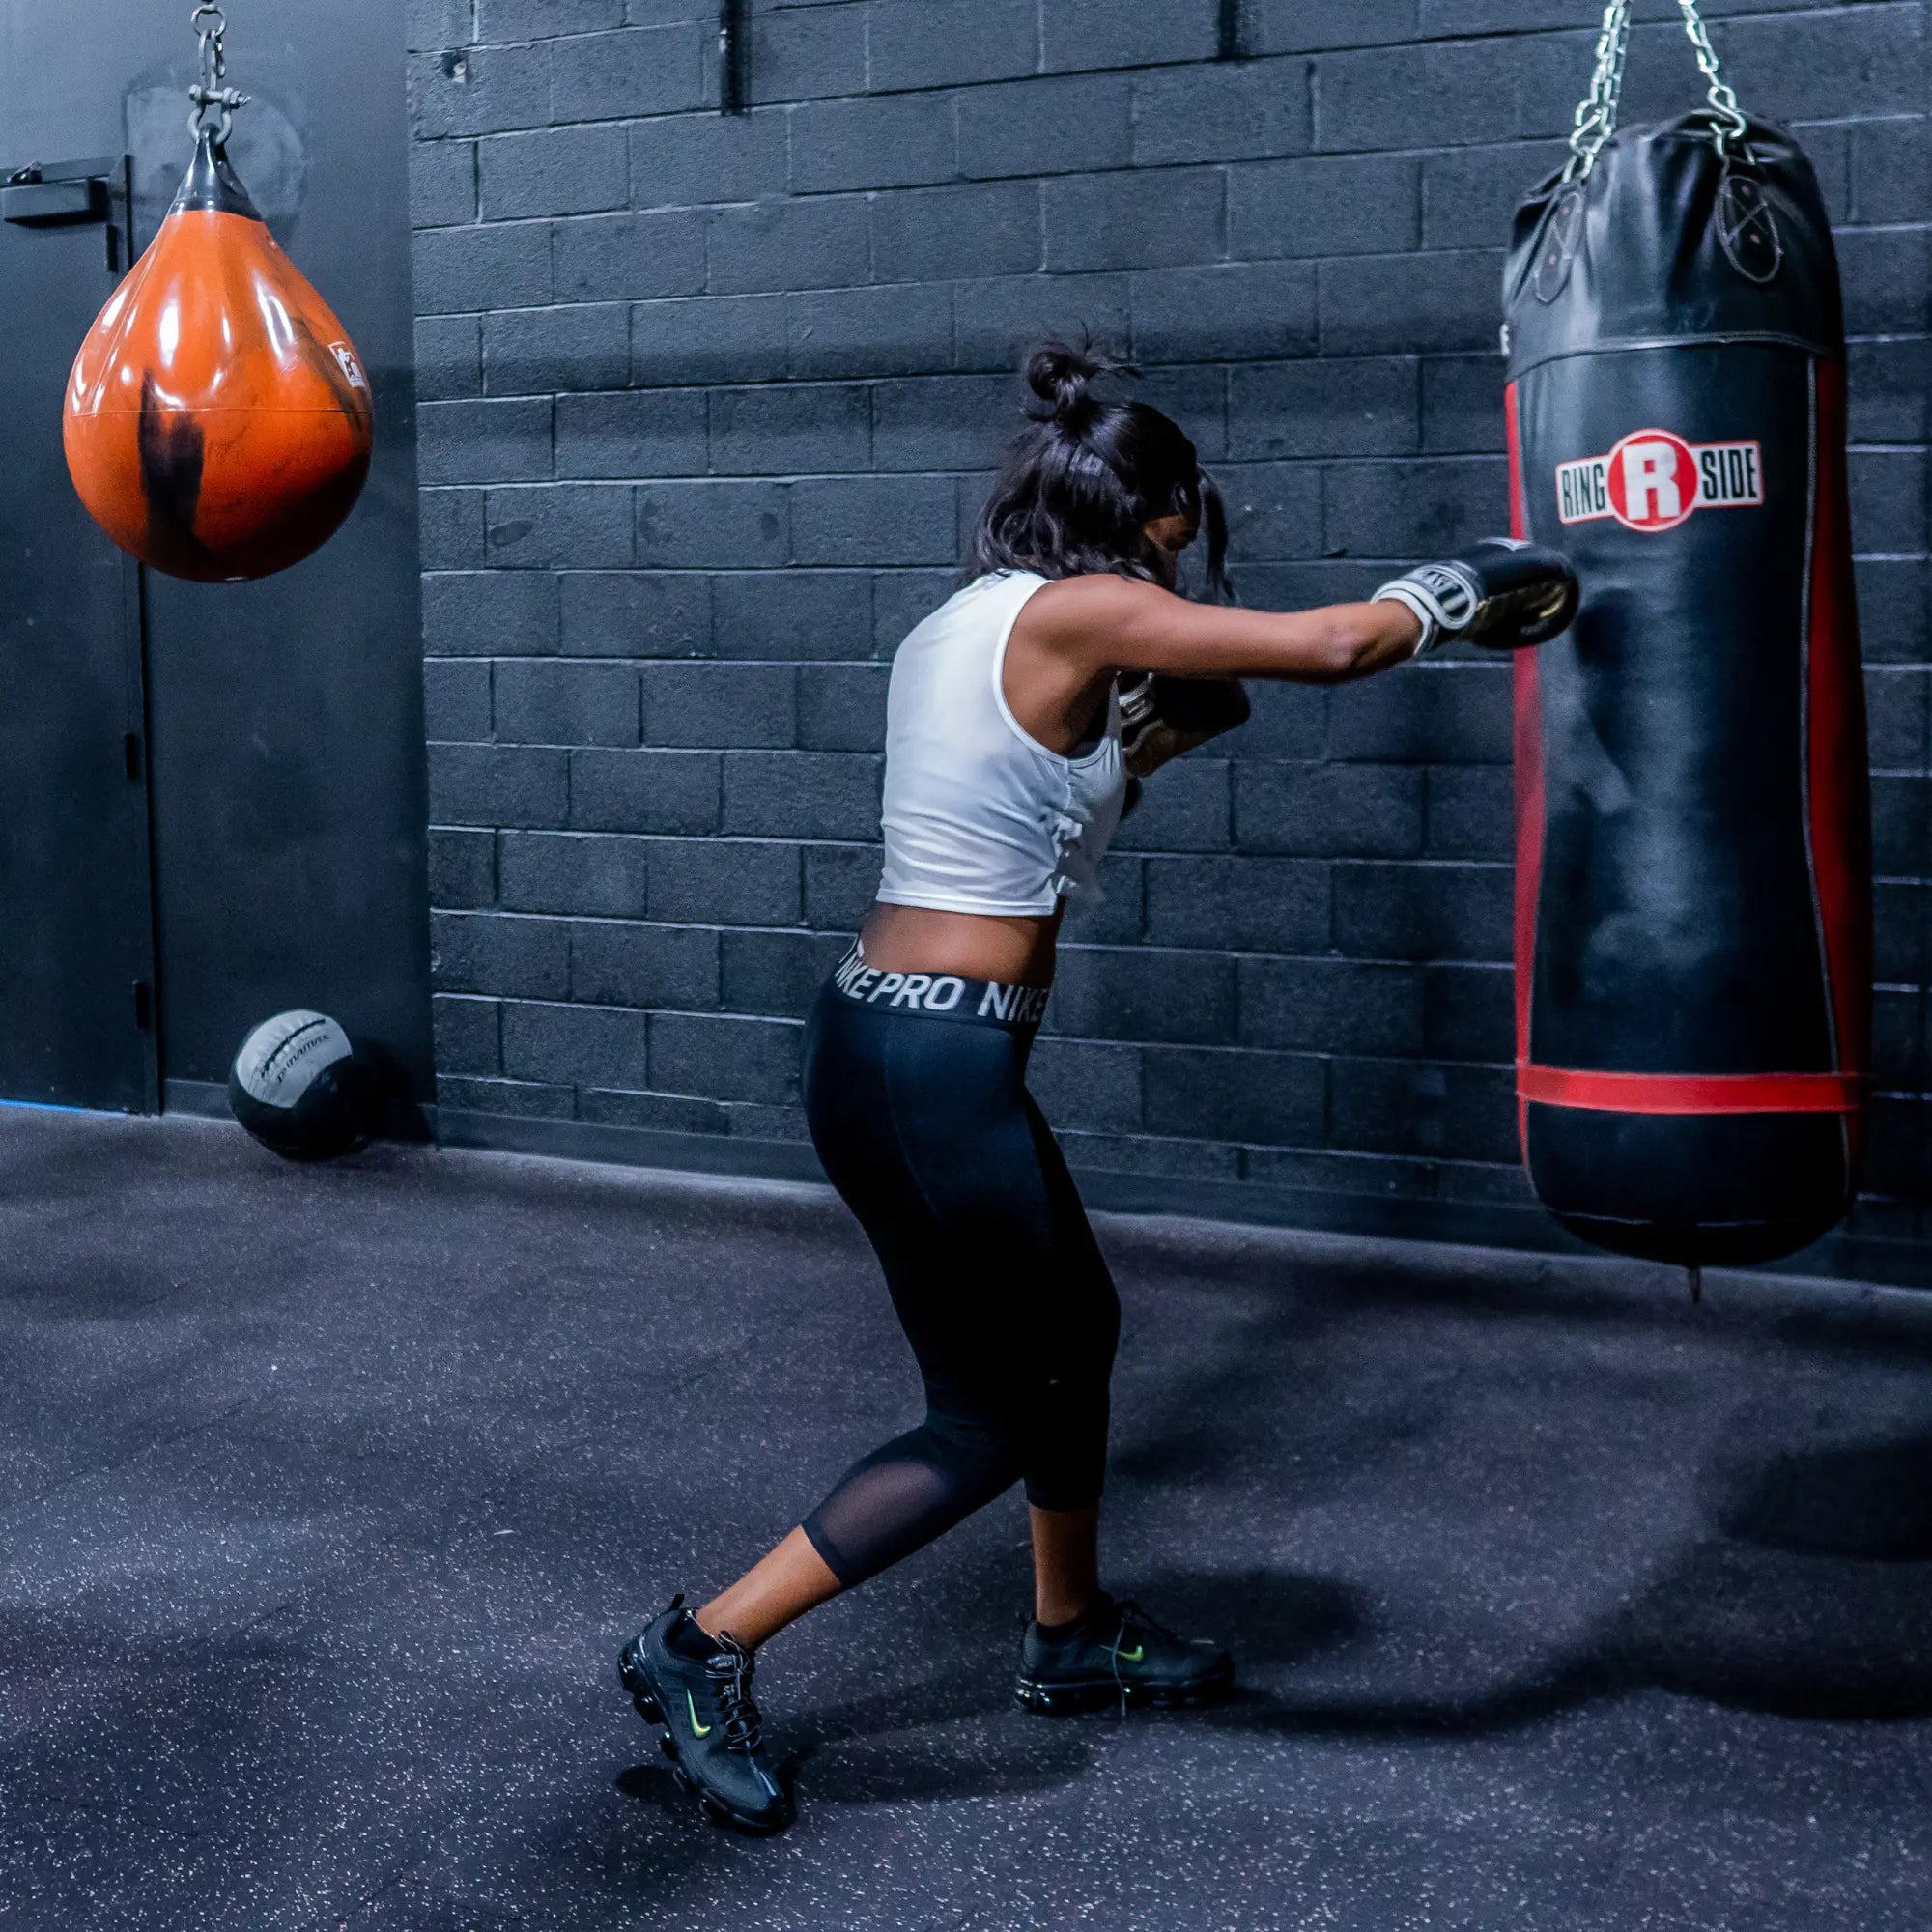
left=2, top=1106, right=1928, bottom=1929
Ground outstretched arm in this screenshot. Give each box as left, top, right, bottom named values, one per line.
left=1025, top=573, right=1424, bottom=687
left=1025, top=540, right=1579, bottom=687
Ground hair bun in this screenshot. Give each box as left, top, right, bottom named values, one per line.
left=1023, top=338, right=1120, bottom=428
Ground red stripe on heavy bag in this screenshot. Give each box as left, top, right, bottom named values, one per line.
left=1506, top=115, right=1871, bottom=1268
left=64, top=129, right=373, bottom=583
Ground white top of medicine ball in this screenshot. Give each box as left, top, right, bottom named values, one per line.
left=234, top=1010, right=354, bottom=1109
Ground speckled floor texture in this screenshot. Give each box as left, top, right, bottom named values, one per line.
left=1, top=1107, right=1929, bottom=1929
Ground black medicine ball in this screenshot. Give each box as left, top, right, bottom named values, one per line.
left=228, top=1010, right=376, bottom=1160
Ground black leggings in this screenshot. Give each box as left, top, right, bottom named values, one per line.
left=797, top=953, right=1121, bottom=1588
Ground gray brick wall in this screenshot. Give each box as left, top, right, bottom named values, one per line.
left=407, top=0, right=1932, bottom=1236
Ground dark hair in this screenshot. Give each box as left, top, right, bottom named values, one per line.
left=968, top=340, right=1232, bottom=601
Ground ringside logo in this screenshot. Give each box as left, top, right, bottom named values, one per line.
left=1556, top=429, right=1764, bottom=533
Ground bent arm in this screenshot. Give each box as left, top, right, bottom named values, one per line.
left=1027, top=574, right=1423, bottom=686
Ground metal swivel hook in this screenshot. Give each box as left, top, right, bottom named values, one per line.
left=188, top=3, right=251, bottom=148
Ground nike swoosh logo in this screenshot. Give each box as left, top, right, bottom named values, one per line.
left=686, top=1691, right=712, bottom=1738
left=1118, top=1645, right=1144, bottom=1662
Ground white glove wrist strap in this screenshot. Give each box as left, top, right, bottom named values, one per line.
left=1375, top=584, right=1444, bottom=659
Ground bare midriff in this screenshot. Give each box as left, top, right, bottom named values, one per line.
left=859, top=900, right=1064, bottom=989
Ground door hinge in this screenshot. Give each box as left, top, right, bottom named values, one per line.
left=719, top=0, right=747, bottom=113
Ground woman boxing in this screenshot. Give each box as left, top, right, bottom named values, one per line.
left=620, top=342, right=1577, bottom=1834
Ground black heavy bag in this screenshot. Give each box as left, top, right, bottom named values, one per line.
left=1505, top=14, right=1870, bottom=1268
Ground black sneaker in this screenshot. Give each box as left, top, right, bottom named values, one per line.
left=1015, top=1593, right=1235, bottom=1715
left=618, top=1597, right=794, bottom=1834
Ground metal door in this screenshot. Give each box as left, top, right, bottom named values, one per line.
left=0, top=156, right=158, bottom=1111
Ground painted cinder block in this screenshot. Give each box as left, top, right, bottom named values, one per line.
left=408, top=0, right=1932, bottom=1223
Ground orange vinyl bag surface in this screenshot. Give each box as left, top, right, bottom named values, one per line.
left=65, top=129, right=373, bottom=582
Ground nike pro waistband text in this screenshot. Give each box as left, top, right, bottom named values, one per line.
left=830, top=947, right=1050, bottom=1030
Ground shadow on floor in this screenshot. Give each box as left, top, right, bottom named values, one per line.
left=1174, top=1431, right=1932, bottom=1740
left=615, top=1251, right=1932, bottom=1808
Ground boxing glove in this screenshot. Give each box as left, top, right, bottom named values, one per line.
left=1117, top=672, right=1251, bottom=780
left=1377, top=538, right=1579, bottom=658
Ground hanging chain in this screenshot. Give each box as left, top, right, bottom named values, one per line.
left=1562, top=0, right=1632, bottom=182
left=188, top=4, right=250, bottom=146
left=1677, top=0, right=1750, bottom=153
left=1563, top=0, right=1748, bottom=182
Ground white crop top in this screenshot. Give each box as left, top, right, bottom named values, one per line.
left=877, top=571, right=1128, bottom=919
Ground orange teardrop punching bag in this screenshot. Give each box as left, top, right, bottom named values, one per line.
left=64, top=7, right=373, bottom=582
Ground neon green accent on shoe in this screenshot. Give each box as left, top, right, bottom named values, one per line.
left=1117, top=1644, right=1145, bottom=1662
left=686, top=1691, right=712, bottom=1738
